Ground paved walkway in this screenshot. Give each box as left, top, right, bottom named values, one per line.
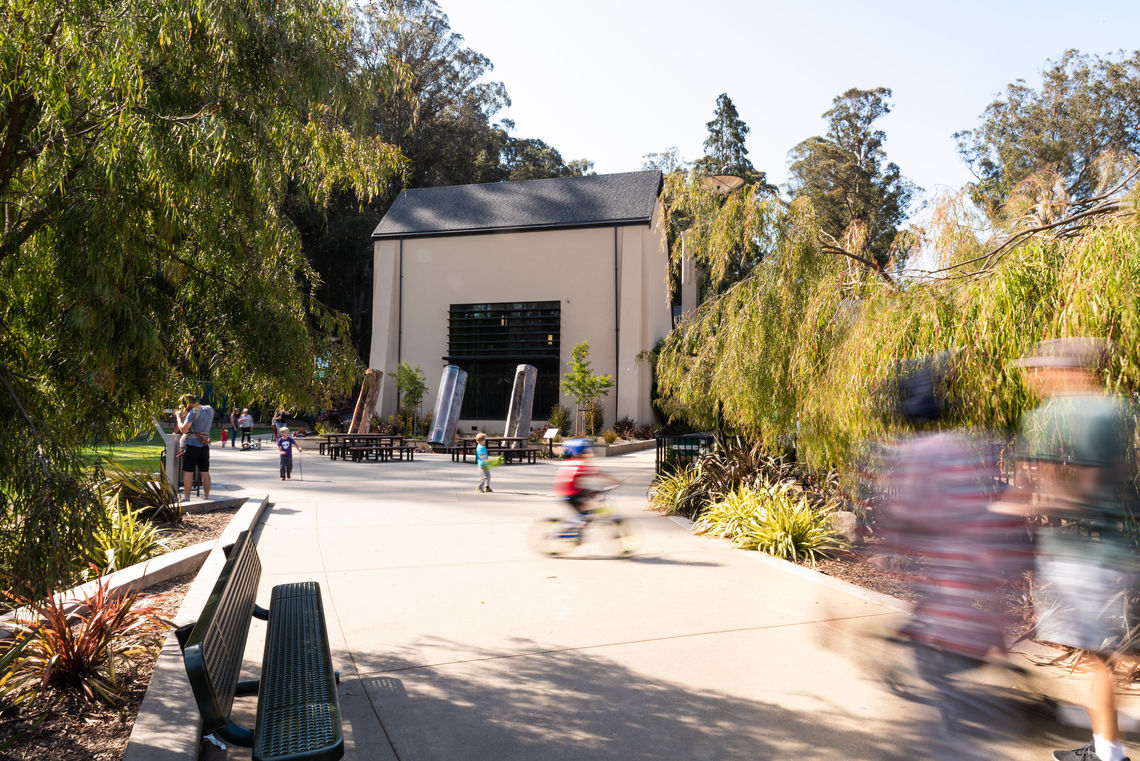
left=205, top=443, right=1090, bottom=760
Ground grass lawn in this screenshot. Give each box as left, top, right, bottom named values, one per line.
left=82, top=441, right=165, bottom=472
left=82, top=427, right=274, bottom=472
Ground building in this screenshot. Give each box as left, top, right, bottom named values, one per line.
left=368, top=169, right=681, bottom=432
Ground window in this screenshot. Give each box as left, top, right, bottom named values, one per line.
left=446, top=301, right=561, bottom=419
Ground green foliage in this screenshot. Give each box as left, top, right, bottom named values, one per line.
left=84, top=507, right=170, bottom=576
left=955, top=49, right=1140, bottom=214
left=692, top=481, right=845, bottom=562
left=751, top=489, right=845, bottom=564
left=395, top=362, right=429, bottom=410
left=694, top=93, right=770, bottom=189
left=560, top=342, right=614, bottom=435
left=658, top=165, right=1140, bottom=484
left=547, top=403, right=572, bottom=435
left=602, top=430, right=618, bottom=445
left=787, top=87, right=919, bottom=269
left=693, top=485, right=767, bottom=547
left=0, top=577, right=167, bottom=707
left=98, top=462, right=181, bottom=523
left=2, top=0, right=412, bottom=598
left=647, top=466, right=705, bottom=518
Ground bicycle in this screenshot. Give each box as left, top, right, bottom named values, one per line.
left=528, top=487, right=639, bottom=557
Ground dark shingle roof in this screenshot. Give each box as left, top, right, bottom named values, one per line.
left=372, top=170, right=663, bottom=240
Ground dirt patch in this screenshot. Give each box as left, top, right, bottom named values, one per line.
left=0, top=508, right=236, bottom=760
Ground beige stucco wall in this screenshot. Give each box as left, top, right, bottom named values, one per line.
left=369, top=204, right=670, bottom=432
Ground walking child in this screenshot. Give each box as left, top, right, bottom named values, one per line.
left=475, top=433, right=492, bottom=493
left=277, top=426, right=298, bottom=480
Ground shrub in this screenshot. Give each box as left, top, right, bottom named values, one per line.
left=98, top=460, right=180, bottom=523
left=693, top=485, right=768, bottom=547
left=614, top=417, right=636, bottom=438
left=0, top=575, right=167, bottom=707
left=752, top=481, right=845, bottom=564
left=691, top=479, right=846, bottom=563
left=631, top=424, right=657, bottom=440
left=547, top=404, right=572, bottom=435
left=647, top=466, right=706, bottom=518
left=585, top=400, right=605, bottom=436
left=84, top=507, right=169, bottom=574
left=602, top=430, right=618, bottom=445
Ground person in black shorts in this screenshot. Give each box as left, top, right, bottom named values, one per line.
left=178, top=394, right=215, bottom=499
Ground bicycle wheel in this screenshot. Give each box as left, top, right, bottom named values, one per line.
left=528, top=518, right=580, bottom=556
left=599, top=516, right=639, bottom=557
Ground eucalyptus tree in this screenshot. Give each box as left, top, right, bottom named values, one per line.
left=787, top=87, right=918, bottom=270
left=0, top=0, right=405, bottom=597
left=955, top=49, right=1140, bottom=217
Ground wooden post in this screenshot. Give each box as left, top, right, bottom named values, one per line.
left=349, top=369, right=383, bottom=434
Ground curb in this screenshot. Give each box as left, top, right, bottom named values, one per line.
left=122, top=493, right=270, bottom=761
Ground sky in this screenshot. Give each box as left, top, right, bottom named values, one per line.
left=440, top=0, right=1139, bottom=204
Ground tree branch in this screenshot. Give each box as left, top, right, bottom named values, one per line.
left=818, top=237, right=895, bottom=286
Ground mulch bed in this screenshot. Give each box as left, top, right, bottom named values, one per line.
left=810, top=538, right=1037, bottom=641
left=0, top=507, right=238, bottom=760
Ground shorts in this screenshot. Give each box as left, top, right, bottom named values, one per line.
left=1035, top=551, right=1137, bottom=653
left=566, top=493, right=593, bottom=515
left=182, top=444, right=210, bottom=473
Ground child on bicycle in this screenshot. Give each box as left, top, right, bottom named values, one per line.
left=554, top=438, right=619, bottom=523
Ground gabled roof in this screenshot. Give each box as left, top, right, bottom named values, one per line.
left=372, top=170, right=663, bottom=240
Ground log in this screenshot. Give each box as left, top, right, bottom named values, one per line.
left=349, top=369, right=383, bottom=434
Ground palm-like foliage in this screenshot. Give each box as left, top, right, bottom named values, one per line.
left=647, top=466, right=705, bottom=517
left=752, top=490, right=845, bottom=564
left=0, top=575, right=168, bottom=707
left=98, top=461, right=181, bottom=523
left=83, top=507, right=170, bottom=575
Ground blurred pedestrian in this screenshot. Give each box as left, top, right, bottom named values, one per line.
left=876, top=355, right=1031, bottom=759
left=995, top=338, right=1138, bottom=761
left=229, top=408, right=240, bottom=448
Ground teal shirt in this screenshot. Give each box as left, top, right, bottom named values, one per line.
left=1017, top=393, right=1134, bottom=560
left=476, top=443, right=489, bottom=467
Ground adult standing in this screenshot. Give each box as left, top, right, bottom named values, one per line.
left=995, top=338, right=1138, bottom=761
left=239, top=408, right=254, bottom=446
left=177, top=394, right=215, bottom=500
left=229, top=408, right=240, bottom=448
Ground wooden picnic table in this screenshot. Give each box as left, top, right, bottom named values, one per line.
left=323, top=433, right=406, bottom=461
left=450, top=436, right=537, bottom=464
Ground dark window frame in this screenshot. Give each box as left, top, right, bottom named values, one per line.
left=445, top=301, right=561, bottom=419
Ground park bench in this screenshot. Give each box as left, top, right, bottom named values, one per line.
left=177, top=530, right=342, bottom=761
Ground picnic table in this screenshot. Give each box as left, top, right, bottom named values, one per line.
left=322, top=433, right=410, bottom=462
left=450, top=436, right=538, bottom=464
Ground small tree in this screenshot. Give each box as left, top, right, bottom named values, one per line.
left=560, top=342, right=614, bottom=436
left=394, top=362, right=428, bottom=436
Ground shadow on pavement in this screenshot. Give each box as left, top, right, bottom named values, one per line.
left=343, top=635, right=1084, bottom=761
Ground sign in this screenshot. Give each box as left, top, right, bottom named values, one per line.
left=543, top=428, right=559, bottom=440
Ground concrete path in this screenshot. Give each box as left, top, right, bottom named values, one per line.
left=205, top=443, right=1089, bottom=760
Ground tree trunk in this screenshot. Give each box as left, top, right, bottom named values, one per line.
left=349, top=369, right=383, bottom=434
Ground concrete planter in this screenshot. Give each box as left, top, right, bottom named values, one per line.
left=590, top=439, right=656, bottom=457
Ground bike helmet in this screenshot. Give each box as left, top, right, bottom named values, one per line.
left=562, top=438, right=592, bottom=457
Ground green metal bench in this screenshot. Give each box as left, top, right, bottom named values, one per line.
left=177, top=530, right=343, bottom=761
